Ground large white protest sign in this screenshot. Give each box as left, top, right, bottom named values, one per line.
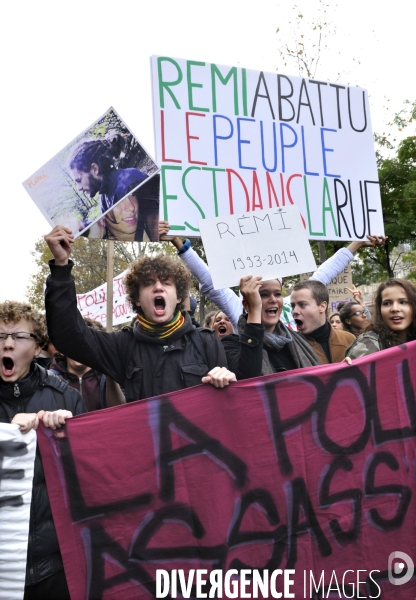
left=23, top=107, right=160, bottom=241
left=0, top=425, right=36, bottom=600
left=151, top=55, right=384, bottom=241
left=77, top=270, right=134, bottom=326
left=199, top=205, right=317, bottom=289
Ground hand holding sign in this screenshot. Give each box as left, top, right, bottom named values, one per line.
left=44, top=225, right=74, bottom=266
left=201, top=366, right=237, bottom=388
left=38, top=410, right=73, bottom=430
left=240, top=276, right=263, bottom=323
left=359, top=234, right=388, bottom=247
left=11, top=413, right=39, bottom=434
left=158, top=220, right=171, bottom=240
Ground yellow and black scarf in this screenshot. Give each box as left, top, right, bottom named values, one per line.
left=137, top=311, right=185, bottom=339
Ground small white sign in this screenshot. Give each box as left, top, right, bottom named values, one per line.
left=199, top=205, right=317, bottom=289
left=0, top=425, right=36, bottom=600
left=76, top=269, right=134, bottom=326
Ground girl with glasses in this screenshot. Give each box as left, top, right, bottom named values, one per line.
left=339, top=302, right=369, bottom=337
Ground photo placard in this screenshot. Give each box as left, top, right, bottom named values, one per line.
left=23, top=107, right=160, bottom=242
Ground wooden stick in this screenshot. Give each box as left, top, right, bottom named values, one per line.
left=106, top=239, right=114, bottom=332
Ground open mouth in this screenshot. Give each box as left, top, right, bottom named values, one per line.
left=294, top=318, right=304, bottom=329
left=391, top=316, right=403, bottom=323
left=265, top=308, right=278, bottom=317
left=218, top=325, right=228, bottom=336
left=154, top=296, right=166, bottom=316
left=2, top=357, right=15, bottom=376
left=123, top=216, right=137, bottom=226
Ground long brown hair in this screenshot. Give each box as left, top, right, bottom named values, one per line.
left=370, top=279, right=416, bottom=347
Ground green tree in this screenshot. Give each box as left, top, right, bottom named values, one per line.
left=353, top=128, right=416, bottom=282
left=402, top=246, right=416, bottom=283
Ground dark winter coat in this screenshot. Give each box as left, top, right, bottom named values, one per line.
left=222, top=320, right=321, bottom=380
left=45, top=261, right=228, bottom=402
left=49, top=355, right=105, bottom=412
left=0, top=363, right=86, bottom=585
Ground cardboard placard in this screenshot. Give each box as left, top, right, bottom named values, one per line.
left=327, top=263, right=354, bottom=311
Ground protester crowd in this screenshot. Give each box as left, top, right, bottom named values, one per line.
left=1, top=218, right=416, bottom=599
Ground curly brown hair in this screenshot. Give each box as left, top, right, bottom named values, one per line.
left=0, top=301, right=48, bottom=347
left=370, top=279, right=416, bottom=347
left=83, top=317, right=105, bottom=331
left=124, top=254, right=191, bottom=314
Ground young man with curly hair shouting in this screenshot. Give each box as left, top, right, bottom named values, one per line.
left=44, top=226, right=235, bottom=402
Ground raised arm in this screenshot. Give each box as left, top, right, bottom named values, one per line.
left=309, top=235, right=388, bottom=285
left=44, top=227, right=128, bottom=385
left=222, top=276, right=265, bottom=380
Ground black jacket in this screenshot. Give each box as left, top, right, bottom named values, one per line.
left=49, top=355, right=106, bottom=411
left=0, top=364, right=85, bottom=586
left=45, top=261, right=228, bottom=402
left=222, top=320, right=321, bottom=379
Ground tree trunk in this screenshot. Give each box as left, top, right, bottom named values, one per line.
left=385, top=243, right=394, bottom=278
left=318, top=241, right=327, bottom=264
left=106, top=240, right=114, bottom=332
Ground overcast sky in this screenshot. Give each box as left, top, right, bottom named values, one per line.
left=1, top=0, right=414, bottom=301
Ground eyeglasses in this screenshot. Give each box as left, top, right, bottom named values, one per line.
left=350, top=311, right=365, bottom=317
left=0, top=332, right=38, bottom=342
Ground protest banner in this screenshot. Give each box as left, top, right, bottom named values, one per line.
left=198, top=205, right=317, bottom=289
left=0, top=425, right=36, bottom=600
left=38, top=342, right=416, bottom=599
left=23, top=107, right=160, bottom=241
left=76, top=269, right=134, bottom=327
left=151, top=56, right=384, bottom=241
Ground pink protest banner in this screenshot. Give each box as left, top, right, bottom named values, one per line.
left=37, top=342, right=416, bottom=599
